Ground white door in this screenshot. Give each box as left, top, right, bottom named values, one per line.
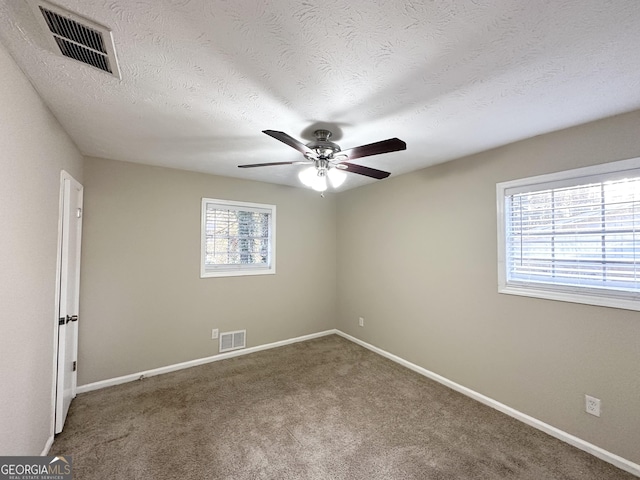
left=55, top=172, right=83, bottom=434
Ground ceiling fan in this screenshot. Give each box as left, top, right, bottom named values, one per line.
left=238, top=130, right=407, bottom=192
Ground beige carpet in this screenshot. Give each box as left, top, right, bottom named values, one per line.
left=51, top=335, right=635, bottom=479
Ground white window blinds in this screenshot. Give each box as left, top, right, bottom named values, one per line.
left=502, top=169, right=640, bottom=303
left=201, top=199, right=275, bottom=277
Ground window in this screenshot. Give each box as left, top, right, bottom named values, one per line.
left=201, top=198, right=275, bottom=278
left=497, top=157, right=640, bottom=311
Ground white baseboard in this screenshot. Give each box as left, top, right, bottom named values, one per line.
left=335, top=330, right=640, bottom=478
left=77, top=330, right=337, bottom=394
left=41, top=435, right=54, bottom=456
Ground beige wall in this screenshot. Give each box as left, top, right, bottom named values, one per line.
left=336, top=110, right=640, bottom=464
left=0, top=43, right=83, bottom=454
left=78, top=157, right=337, bottom=385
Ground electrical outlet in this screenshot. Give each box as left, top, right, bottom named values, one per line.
left=358, top=317, right=364, bottom=327
left=585, top=394, right=601, bottom=417
left=211, top=328, right=219, bottom=340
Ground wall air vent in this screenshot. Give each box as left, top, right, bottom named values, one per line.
left=219, top=330, right=246, bottom=353
left=30, top=1, right=121, bottom=78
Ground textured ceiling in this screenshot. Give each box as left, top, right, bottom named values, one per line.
left=2, top=0, right=640, bottom=191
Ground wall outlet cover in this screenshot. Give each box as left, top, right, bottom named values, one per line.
left=585, top=394, right=601, bottom=417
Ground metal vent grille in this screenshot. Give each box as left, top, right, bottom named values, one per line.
left=53, top=37, right=111, bottom=72
left=40, top=7, right=106, bottom=53
left=30, top=1, right=120, bottom=78
left=219, top=330, right=246, bottom=353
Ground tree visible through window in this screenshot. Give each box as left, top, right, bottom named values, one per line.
left=201, top=198, right=276, bottom=278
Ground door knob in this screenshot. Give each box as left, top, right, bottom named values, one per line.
left=58, top=315, right=78, bottom=325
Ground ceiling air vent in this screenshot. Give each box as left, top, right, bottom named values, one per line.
left=30, top=1, right=121, bottom=78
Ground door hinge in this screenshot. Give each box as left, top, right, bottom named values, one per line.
left=76, top=207, right=82, bottom=218
left=72, top=361, right=77, bottom=372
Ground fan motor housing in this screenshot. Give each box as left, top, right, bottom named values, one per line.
left=306, top=130, right=341, bottom=158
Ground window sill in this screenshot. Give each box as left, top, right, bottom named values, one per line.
left=498, top=283, right=640, bottom=312
left=200, top=267, right=275, bottom=278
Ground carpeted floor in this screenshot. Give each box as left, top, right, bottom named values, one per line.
left=51, top=335, right=635, bottom=479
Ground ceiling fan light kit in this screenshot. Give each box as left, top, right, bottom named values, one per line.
left=238, top=129, right=407, bottom=194
left=327, top=168, right=347, bottom=188
left=299, top=165, right=326, bottom=191
left=298, top=163, right=347, bottom=191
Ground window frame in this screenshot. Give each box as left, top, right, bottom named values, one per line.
left=200, top=198, right=276, bottom=278
left=497, top=157, right=640, bottom=311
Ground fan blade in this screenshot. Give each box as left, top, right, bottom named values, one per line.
left=238, top=161, right=298, bottom=168
left=263, top=130, right=314, bottom=155
left=342, top=162, right=391, bottom=180
left=340, top=138, right=406, bottom=161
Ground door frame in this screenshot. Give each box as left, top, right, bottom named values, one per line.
left=49, top=170, right=83, bottom=438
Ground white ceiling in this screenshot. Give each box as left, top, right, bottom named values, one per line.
left=2, top=0, right=640, bottom=191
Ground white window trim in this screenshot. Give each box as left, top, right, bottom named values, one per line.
left=200, top=198, right=276, bottom=278
left=497, top=156, right=640, bottom=311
